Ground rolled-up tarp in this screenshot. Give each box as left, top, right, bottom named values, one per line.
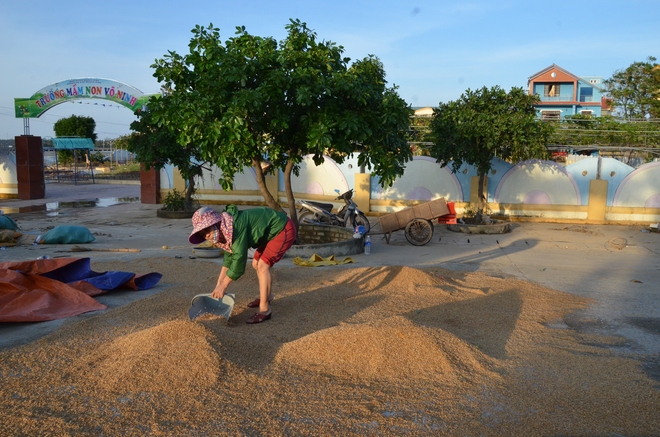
left=0, top=258, right=162, bottom=322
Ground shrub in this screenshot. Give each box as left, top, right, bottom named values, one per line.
left=162, top=189, right=186, bottom=211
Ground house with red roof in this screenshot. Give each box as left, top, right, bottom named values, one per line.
left=528, top=64, right=611, bottom=119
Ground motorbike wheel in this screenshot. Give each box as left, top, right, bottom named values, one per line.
left=298, top=210, right=319, bottom=225
left=345, top=212, right=371, bottom=234
left=404, top=219, right=434, bottom=246
left=353, top=213, right=371, bottom=234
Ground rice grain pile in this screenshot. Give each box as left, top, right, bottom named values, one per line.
left=76, top=320, right=221, bottom=393
left=1, top=258, right=659, bottom=436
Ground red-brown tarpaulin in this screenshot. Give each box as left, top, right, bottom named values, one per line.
left=0, top=258, right=162, bottom=322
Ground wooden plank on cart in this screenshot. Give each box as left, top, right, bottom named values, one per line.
left=428, top=198, right=450, bottom=218
left=395, top=208, right=417, bottom=228
left=410, top=203, right=431, bottom=220
left=379, top=214, right=400, bottom=234
left=409, top=198, right=450, bottom=221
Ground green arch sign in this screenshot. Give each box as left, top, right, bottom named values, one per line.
left=14, top=78, right=153, bottom=118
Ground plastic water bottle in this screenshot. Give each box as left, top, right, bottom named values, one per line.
left=364, top=235, right=371, bottom=255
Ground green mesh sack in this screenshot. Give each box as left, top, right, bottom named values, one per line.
left=0, top=215, right=19, bottom=231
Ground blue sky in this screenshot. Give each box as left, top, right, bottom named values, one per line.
left=1, top=0, right=658, bottom=140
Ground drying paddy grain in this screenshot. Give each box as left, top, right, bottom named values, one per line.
left=1, top=258, right=658, bottom=436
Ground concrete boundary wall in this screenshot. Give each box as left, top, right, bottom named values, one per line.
left=3, top=147, right=659, bottom=224
left=158, top=155, right=660, bottom=225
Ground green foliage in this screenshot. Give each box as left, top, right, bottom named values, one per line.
left=89, top=151, right=107, bottom=166
left=429, top=86, right=553, bottom=221
left=112, top=163, right=141, bottom=174
left=429, top=86, right=553, bottom=176
left=551, top=115, right=660, bottom=147
left=123, top=107, right=207, bottom=207
left=462, top=203, right=492, bottom=219
left=604, top=57, right=660, bottom=119
left=57, top=150, right=74, bottom=165
left=56, top=149, right=97, bottom=167
left=549, top=115, right=660, bottom=161
left=146, top=19, right=413, bottom=216
left=53, top=115, right=97, bottom=142
left=53, top=115, right=98, bottom=167
left=162, top=189, right=187, bottom=211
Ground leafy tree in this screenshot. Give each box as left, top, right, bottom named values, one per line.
left=56, top=150, right=75, bottom=166
left=53, top=114, right=97, bottom=166
left=53, top=114, right=97, bottom=141
left=604, top=57, right=660, bottom=119
left=148, top=19, right=413, bottom=225
left=429, top=86, right=553, bottom=223
left=89, top=151, right=107, bottom=166
left=119, top=108, right=208, bottom=210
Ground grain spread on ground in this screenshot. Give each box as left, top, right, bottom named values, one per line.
left=1, top=258, right=659, bottom=436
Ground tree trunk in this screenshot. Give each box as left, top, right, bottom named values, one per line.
left=475, top=171, right=487, bottom=224
left=185, top=174, right=196, bottom=211
left=253, top=158, right=283, bottom=212
left=283, top=159, right=298, bottom=232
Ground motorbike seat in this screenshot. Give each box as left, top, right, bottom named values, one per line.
left=303, top=200, right=334, bottom=212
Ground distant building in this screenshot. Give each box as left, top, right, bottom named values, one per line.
left=527, top=64, right=611, bottom=120
left=413, top=107, right=434, bottom=117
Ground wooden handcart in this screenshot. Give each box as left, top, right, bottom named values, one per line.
left=371, top=198, right=451, bottom=246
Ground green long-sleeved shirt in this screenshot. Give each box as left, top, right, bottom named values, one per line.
left=222, top=205, right=288, bottom=280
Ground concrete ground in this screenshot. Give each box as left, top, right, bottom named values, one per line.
left=1, top=181, right=660, bottom=356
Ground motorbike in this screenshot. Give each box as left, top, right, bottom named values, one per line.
left=298, top=189, right=371, bottom=233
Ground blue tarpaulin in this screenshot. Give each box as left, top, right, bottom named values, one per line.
left=0, top=257, right=162, bottom=322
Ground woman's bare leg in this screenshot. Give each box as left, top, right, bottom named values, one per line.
left=255, top=259, right=272, bottom=314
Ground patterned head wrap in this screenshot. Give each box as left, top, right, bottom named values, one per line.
left=189, top=207, right=234, bottom=252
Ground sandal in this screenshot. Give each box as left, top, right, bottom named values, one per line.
left=246, top=310, right=272, bottom=324
left=247, top=297, right=273, bottom=308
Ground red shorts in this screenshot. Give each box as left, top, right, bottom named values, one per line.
left=253, top=218, right=296, bottom=266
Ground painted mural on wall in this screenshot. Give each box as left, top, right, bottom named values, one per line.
left=564, top=158, right=633, bottom=206
left=613, top=161, right=660, bottom=208
left=494, top=160, right=582, bottom=206
left=0, top=151, right=17, bottom=196
left=187, top=154, right=659, bottom=214
left=372, top=156, right=463, bottom=202
left=4, top=147, right=659, bottom=221
left=285, top=156, right=350, bottom=195
left=205, top=165, right=260, bottom=192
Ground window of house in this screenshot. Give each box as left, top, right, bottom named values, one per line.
left=541, top=110, right=561, bottom=120
left=580, top=110, right=593, bottom=116
left=580, top=86, right=593, bottom=102
left=544, top=84, right=561, bottom=97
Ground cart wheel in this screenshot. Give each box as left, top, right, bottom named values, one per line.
left=405, top=219, right=434, bottom=246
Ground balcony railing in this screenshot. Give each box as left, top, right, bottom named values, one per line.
left=540, top=95, right=572, bottom=102
left=539, top=95, right=594, bottom=102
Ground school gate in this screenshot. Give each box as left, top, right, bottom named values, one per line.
left=12, top=78, right=158, bottom=201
